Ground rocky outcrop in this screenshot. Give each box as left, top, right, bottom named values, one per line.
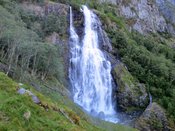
left=117, top=0, right=168, bottom=34
left=112, top=62, right=149, bottom=113
left=156, top=0, right=175, bottom=35
left=99, top=0, right=175, bottom=36
left=134, top=102, right=172, bottom=131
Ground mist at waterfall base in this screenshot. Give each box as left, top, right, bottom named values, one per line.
left=69, top=6, right=119, bottom=123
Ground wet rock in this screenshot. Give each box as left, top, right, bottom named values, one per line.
left=92, top=13, right=113, bottom=52
left=72, top=8, right=84, bottom=40
left=99, top=28, right=113, bottom=52
left=112, top=62, right=149, bottom=113
left=98, top=111, right=105, bottom=119
left=134, top=102, right=172, bottom=131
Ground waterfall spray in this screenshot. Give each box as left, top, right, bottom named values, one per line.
left=69, top=6, right=118, bottom=123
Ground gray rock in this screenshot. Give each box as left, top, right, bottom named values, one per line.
left=134, top=102, right=172, bottom=131
left=99, top=0, right=175, bottom=36
left=118, top=0, right=168, bottom=34
left=18, top=88, right=26, bottom=95
left=31, top=95, right=40, bottom=104
left=98, top=111, right=105, bottom=119
left=96, top=15, right=113, bottom=52
left=17, top=88, right=40, bottom=104
left=156, top=0, right=175, bottom=35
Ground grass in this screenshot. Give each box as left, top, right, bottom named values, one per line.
left=0, top=72, right=99, bottom=130
left=0, top=72, right=137, bottom=130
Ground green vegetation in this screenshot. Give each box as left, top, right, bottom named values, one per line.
left=60, top=0, right=175, bottom=124
left=0, top=72, right=136, bottom=130
left=104, top=17, right=175, bottom=122
left=0, top=0, right=66, bottom=83
left=0, top=0, right=138, bottom=130
left=0, top=0, right=175, bottom=129
left=0, top=72, right=99, bottom=130
left=112, top=63, right=149, bottom=112
left=109, top=30, right=175, bottom=119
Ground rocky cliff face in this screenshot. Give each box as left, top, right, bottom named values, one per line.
left=156, top=0, right=175, bottom=35
left=99, top=0, right=175, bottom=35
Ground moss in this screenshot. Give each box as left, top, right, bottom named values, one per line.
left=134, top=103, right=170, bottom=130
left=112, top=63, right=149, bottom=112
left=125, top=106, right=144, bottom=113
left=113, top=63, right=138, bottom=91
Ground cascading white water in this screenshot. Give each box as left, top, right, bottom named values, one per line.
left=69, top=6, right=118, bottom=123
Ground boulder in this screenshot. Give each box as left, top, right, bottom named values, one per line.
left=134, top=102, right=171, bottom=131
left=112, top=62, right=149, bottom=113
left=18, top=88, right=41, bottom=104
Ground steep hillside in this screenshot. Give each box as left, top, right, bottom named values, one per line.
left=0, top=0, right=175, bottom=130
left=59, top=0, right=175, bottom=130
left=0, top=71, right=137, bottom=130
left=0, top=0, right=136, bottom=130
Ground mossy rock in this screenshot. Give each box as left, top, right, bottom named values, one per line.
left=134, top=102, right=172, bottom=131
left=112, top=63, right=149, bottom=113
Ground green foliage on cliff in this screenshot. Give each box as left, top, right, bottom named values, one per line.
left=106, top=24, right=175, bottom=121
left=0, top=0, right=137, bottom=130
left=112, top=63, right=149, bottom=112
left=0, top=0, right=175, bottom=128
left=66, top=0, right=175, bottom=123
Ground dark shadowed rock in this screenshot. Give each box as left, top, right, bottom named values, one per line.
left=69, top=7, right=84, bottom=40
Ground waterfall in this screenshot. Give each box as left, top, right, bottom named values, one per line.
left=69, top=6, right=118, bottom=123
